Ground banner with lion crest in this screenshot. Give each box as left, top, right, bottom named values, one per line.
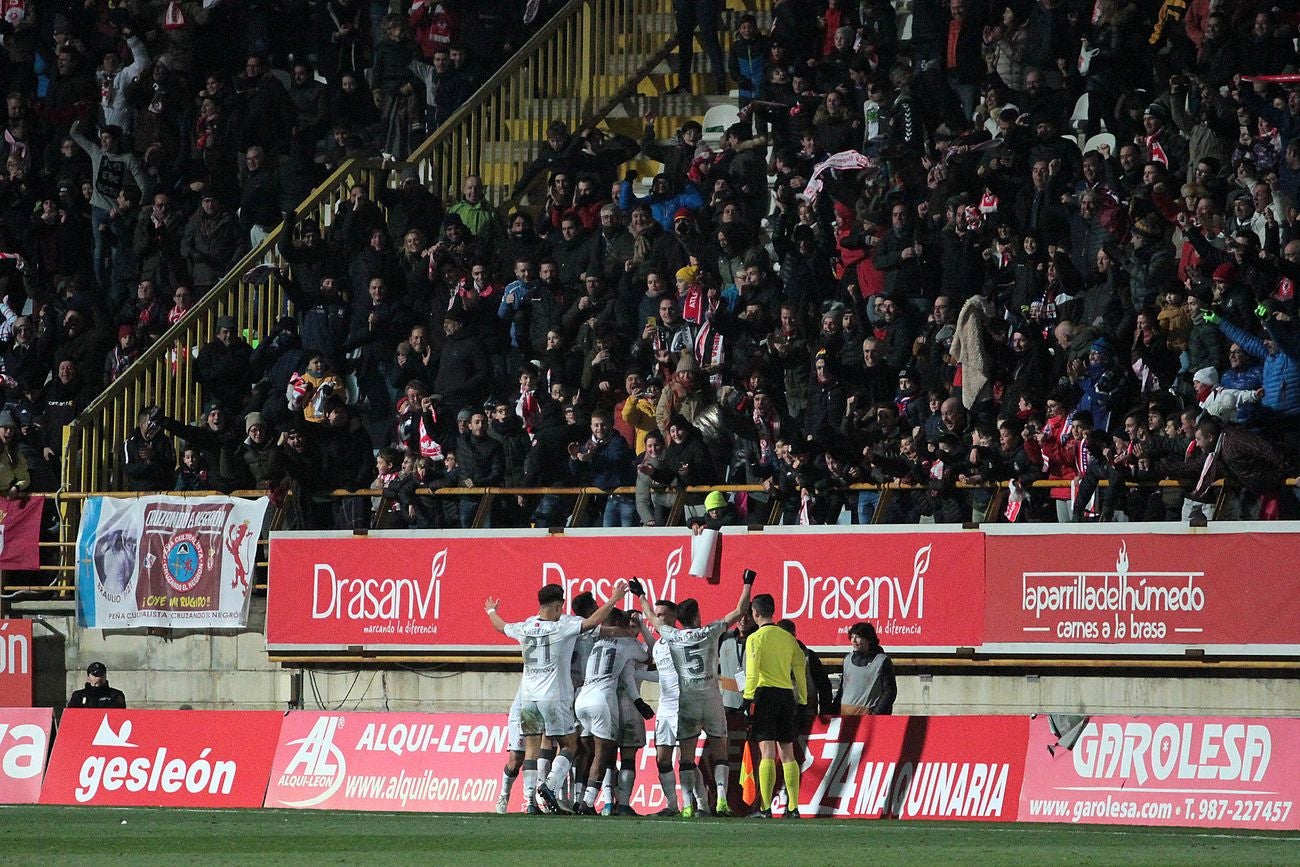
left=76, top=496, right=269, bottom=629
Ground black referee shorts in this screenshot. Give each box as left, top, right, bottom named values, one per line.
left=750, top=686, right=797, bottom=743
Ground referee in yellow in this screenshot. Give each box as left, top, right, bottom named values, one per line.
left=742, top=593, right=807, bottom=818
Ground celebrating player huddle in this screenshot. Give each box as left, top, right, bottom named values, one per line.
left=486, top=567, right=797, bottom=818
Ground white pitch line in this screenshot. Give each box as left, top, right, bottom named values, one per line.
left=2, top=806, right=1295, bottom=841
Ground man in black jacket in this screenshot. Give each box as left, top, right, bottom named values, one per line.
left=433, top=309, right=490, bottom=419
left=67, top=662, right=127, bottom=708
left=159, top=404, right=243, bottom=492
left=454, top=408, right=505, bottom=527
left=195, top=315, right=254, bottom=412
left=313, top=401, right=374, bottom=529
left=122, top=408, right=176, bottom=491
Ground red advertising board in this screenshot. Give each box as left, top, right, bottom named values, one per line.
left=0, top=707, right=52, bottom=804
left=265, top=712, right=507, bottom=811
left=1018, top=714, right=1300, bottom=830
left=41, top=709, right=284, bottom=807
left=266, top=528, right=984, bottom=652
left=983, top=528, right=1300, bottom=651
left=733, top=530, right=984, bottom=649
left=263, top=711, right=1029, bottom=819
left=797, top=715, right=1028, bottom=819
left=0, top=619, right=33, bottom=707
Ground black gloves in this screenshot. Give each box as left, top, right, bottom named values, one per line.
left=742, top=569, right=757, bottom=586
left=628, top=577, right=645, bottom=598
left=634, top=699, right=655, bottom=720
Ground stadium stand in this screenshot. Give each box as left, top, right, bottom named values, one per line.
left=0, top=0, right=1298, bottom=577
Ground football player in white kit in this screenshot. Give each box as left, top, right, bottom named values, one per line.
left=496, top=684, right=527, bottom=813
left=485, top=580, right=627, bottom=813
left=573, top=609, right=655, bottom=814
left=635, top=568, right=756, bottom=817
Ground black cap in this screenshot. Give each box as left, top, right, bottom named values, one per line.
left=87, top=661, right=107, bottom=677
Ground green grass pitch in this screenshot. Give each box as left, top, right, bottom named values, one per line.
left=2, top=806, right=1296, bottom=865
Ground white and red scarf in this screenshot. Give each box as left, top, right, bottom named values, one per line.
left=802, top=150, right=875, bottom=205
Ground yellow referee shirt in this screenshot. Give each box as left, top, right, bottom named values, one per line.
left=742, top=624, right=808, bottom=705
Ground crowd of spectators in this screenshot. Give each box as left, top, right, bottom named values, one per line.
left=8, top=0, right=1300, bottom=531
left=0, top=0, right=547, bottom=505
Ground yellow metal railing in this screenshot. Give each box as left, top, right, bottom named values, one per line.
left=407, top=0, right=674, bottom=202
left=63, top=0, right=680, bottom=501
left=9, top=478, right=1264, bottom=604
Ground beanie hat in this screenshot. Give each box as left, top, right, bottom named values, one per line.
left=1193, top=367, right=1219, bottom=387
left=1212, top=263, right=1237, bottom=283
left=1132, top=215, right=1165, bottom=240
left=704, top=491, right=727, bottom=511
left=676, top=265, right=700, bottom=284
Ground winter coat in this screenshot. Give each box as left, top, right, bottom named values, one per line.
left=455, top=432, right=505, bottom=486
left=182, top=209, right=244, bottom=288
left=1217, top=318, right=1300, bottom=418
left=570, top=432, right=635, bottom=491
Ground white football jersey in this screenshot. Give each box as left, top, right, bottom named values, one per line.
left=505, top=614, right=584, bottom=703
left=652, top=637, right=680, bottom=702
left=580, top=636, right=647, bottom=699
left=571, top=627, right=598, bottom=688
left=657, top=620, right=726, bottom=695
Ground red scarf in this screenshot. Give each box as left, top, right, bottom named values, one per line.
left=1145, top=131, right=1169, bottom=167
left=681, top=286, right=703, bottom=323
left=418, top=413, right=443, bottom=460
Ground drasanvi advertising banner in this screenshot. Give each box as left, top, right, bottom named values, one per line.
left=0, top=707, right=52, bottom=804
left=41, top=709, right=284, bottom=807
left=265, top=528, right=985, bottom=652
left=76, top=495, right=270, bottom=629
left=0, top=619, right=33, bottom=707
left=982, top=525, right=1300, bottom=653
left=1018, top=714, right=1300, bottom=830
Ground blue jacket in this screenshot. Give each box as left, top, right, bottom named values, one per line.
left=570, top=432, right=635, bottom=490
left=618, top=180, right=704, bottom=231
left=729, top=35, right=770, bottom=100
left=1240, top=87, right=1300, bottom=151
left=1217, top=318, right=1300, bottom=417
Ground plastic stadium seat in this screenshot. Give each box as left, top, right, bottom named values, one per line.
left=702, top=104, right=741, bottom=146
left=1082, top=132, right=1116, bottom=155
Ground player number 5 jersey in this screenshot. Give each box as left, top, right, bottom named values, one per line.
left=657, top=620, right=726, bottom=694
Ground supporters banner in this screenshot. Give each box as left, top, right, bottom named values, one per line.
left=0, top=618, right=33, bottom=706
left=0, top=496, right=42, bottom=570
left=982, top=526, right=1300, bottom=652
left=41, top=709, right=283, bottom=807
left=0, top=707, right=52, bottom=804
left=265, top=528, right=985, bottom=652
left=75, top=495, right=270, bottom=629
left=1018, top=714, right=1300, bottom=830
left=265, top=712, right=507, bottom=811
left=795, top=715, right=1029, bottom=820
